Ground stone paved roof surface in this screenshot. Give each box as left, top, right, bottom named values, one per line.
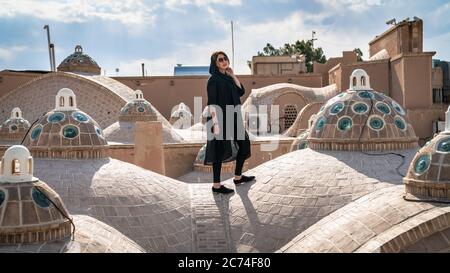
left=0, top=215, right=144, bottom=253
left=33, top=157, right=193, bottom=252
left=279, top=185, right=450, bottom=253
left=78, top=75, right=135, bottom=102
left=218, top=148, right=417, bottom=252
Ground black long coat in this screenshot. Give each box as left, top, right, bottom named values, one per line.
left=203, top=72, right=251, bottom=165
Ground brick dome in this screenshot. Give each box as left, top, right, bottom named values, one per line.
left=404, top=112, right=450, bottom=203
left=22, top=88, right=108, bottom=159
left=308, top=69, right=418, bottom=151
left=119, top=90, right=158, bottom=122
left=57, top=45, right=101, bottom=75
left=0, top=107, right=30, bottom=141
left=0, top=145, right=72, bottom=244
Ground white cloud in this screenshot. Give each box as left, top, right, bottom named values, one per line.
left=0, top=45, right=28, bottom=61
left=315, top=0, right=384, bottom=12
left=115, top=9, right=375, bottom=76
left=0, top=0, right=158, bottom=25
left=165, top=0, right=241, bottom=10
left=114, top=56, right=179, bottom=76
left=425, top=31, right=450, bottom=61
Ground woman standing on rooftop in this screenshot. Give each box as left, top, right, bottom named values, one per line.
left=204, top=51, right=255, bottom=194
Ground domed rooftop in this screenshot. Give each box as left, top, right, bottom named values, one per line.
left=22, top=88, right=108, bottom=159
left=0, top=214, right=145, bottom=253
left=104, top=90, right=184, bottom=144
left=0, top=145, right=72, bottom=244
left=0, top=145, right=144, bottom=253
left=308, top=69, right=418, bottom=151
left=279, top=185, right=450, bottom=253
left=32, top=156, right=193, bottom=252
left=219, top=144, right=417, bottom=252
left=404, top=106, right=450, bottom=203
left=0, top=107, right=30, bottom=141
left=119, top=90, right=159, bottom=122
left=57, top=45, right=101, bottom=75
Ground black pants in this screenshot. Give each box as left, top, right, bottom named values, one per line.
left=212, top=154, right=246, bottom=182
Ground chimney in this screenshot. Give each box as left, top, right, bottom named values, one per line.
left=141, top=63, right=145, bottom=77
left=50, top=43, right=56, bottom=72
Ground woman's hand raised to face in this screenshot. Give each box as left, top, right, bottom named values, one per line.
left=226, top=67, right=242, bottom=90
left=225, top=67, right=235, bottom=78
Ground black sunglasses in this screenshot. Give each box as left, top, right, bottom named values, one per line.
left=217, top=56, right=228, bottom=63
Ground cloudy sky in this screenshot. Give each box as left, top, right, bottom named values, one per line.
left=0, top=0, right=449, bottom=76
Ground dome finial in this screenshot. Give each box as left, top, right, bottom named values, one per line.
left=55, top=88, right=77, bottom=111
left=11, top=107, right=22, bottom=119
left=349, top=69, right=372, bottom=91
left=0, top=145, right=37, bottom=183
left=134, top=90, right=144, bottom=100
left=75, top=45, right=83, bottom=53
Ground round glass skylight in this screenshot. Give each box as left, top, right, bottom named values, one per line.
left=62, top=125, right=79, bottom=139
left=414, top=154, right=431, bottom=175
left=47, top=112, right=65, bottom=123
left=351, top=102, right=369, bottom=115
left=30, top=125, right=42, bottom=140
left=329, top=102, right=344, bottom=115
left=394, top=116, right=407, bottom=131
left=375, top=101, right=391, bottom=115
left=95, top=126, right=103, bottom=138
left=32, top=188, right=51, bottom=208
left=337, top=116, right=353, bottom=131
left=72, top=111, right=89, bottom=122
left=436, top=137, right=450, bottom=153
left=357, top=91, right=375, bottom=99
left=391, top=100, right=406, bottom=115
left=315, top=116, right=326, bottom=131
left=368, top=115, right=385, bottom=131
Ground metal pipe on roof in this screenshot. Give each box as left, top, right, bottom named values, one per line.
left=43, top=25, right=54, bottom=71
left=50, top=43, right=56, bottom=72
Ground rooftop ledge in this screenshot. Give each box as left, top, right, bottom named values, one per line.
left=390, top=52, right=436, bottom=62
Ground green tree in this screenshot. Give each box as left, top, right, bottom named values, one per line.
left=354, top=48, right=363, bottom=61
left=250, top=40, right=327, bottom=73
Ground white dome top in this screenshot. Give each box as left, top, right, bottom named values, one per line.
left=55, top=88, right=78, bottom=111
left=11, top=107, right=23, bottom=119
left=349, top=69, right=372, bottom=91
left=171, top=102, right=193, bottom=118
left=0, top=145, right=38, bottom=183
left=134, top=90, right=144, bottom=100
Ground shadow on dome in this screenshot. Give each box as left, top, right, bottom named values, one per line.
left=311, top=148, right=416, bottom=185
